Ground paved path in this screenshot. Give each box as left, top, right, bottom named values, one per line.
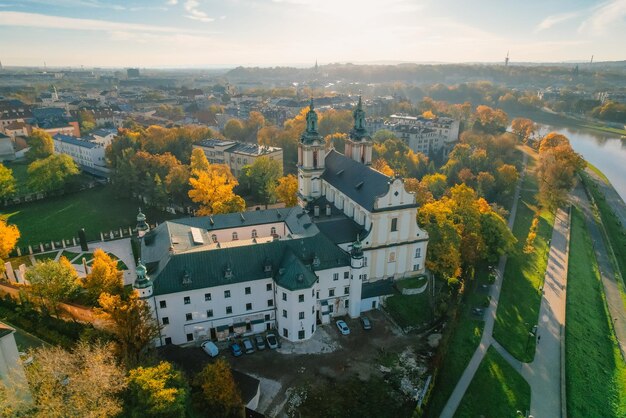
left=573, top=183, right=626, bottom=359
left=439, top=153, right=527, bottom=418
left=520, top=207, right=570, bottom=418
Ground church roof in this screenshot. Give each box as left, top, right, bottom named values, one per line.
left=322, top=149, right=391, bottom=212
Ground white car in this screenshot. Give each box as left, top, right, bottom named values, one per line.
left=336, top=320, right=350, bottom=335
left=201, top=341, right=219, bottom=357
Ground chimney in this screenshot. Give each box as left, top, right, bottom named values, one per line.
left=313, top=205, right=320, bottom=217
left=326, top=204, right=331, bottom=216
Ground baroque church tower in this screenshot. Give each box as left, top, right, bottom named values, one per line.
left=344, top=95, right=372, bottom=165
left=297, top=99, right=325, bottom=204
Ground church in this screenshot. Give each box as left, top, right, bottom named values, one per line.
left=134, top=98, right=429, bottom=345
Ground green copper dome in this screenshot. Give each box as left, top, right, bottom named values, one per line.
left=300, top=98, right=323, bottom=144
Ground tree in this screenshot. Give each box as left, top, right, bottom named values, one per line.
left=223, top=119, right=245, bottom=141
left=476, top=171, right=496, bottom=198
left=26, top=129, right=54, bottom=161
left=510, top=117, right=536, bottom=142
left=193, top=359, right=244, bottom=418
left=417, top=199, right=462, bottom=279
left=403, top=178, right=433, bottom=206
left=165, top=164, right=191, bottom=207
left=190, top=148, right=210, bottom=173
left=188, top=164, right=246, bottom=215
left=82, top=249, right=123, bottom=305
left=96, top=291, right=161, bottom=367
left=0, top=342, right=126, bottom=418
left=372, top=158, right=394, bottom=176
left=472, top=105, right=508, bottom=133
left=275, top=174, right=298, bottom=207
left=239, top=157, right=281, bottom=206
left=27, top=154, right=79, bottom=193
left=26, top=257, right=80, bottom=316
left=0, top=163, right=16, bottom=199
left=324, top=133, right=347, bottom=153
left=496, top=164, right=519, bottom=195
left=421, top=173, right=448, bottom=199
left=536, top=136, right=585, bottom=208
left=0, top=219, right=19, bottom=270
left=126, top=361, right=189, bottom=418
left=78, top=110, right=96, bottom=133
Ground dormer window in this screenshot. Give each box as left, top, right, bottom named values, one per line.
left=182, top=270, right=192, bottom=286
left=211, top=234, right=217, bottom=243
left=271, top=227, right=277, bottom=236
left=251, top=229, right=257, bottom=239
left=232, top=232, right=238, bottom=241
left=224, top=265, right=233, bottom=279
left=312, top=255, right=320, bottom=268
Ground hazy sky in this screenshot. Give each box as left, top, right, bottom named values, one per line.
left=0, top=0, right=624, bottom=67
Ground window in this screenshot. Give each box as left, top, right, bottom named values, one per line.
left=226, top=306, right=233, bottom=314
left=159, top=300, right=167, bottom=309
left=207, top=309, right=213, bottom=318
left=211, top=234, right=217, bottom=243
left=232, top=231, right=238, bottom=240
left=298, top=294, right=304, bottom=303
left=364, top=257, right=368, bottom=266
left=329, top=289, right=335, bottom=297
left=266, top=283, right=272, bottom=291
left=251, top=229, right=257, bottom=238
left=413, top=264, right=420, bottom=271
left=267, top=299, right=274, bottom=307
left=186, top=333, right=193, bottom=342
left=283, top=328, right=288, bottom=338
left=282, top=292, right=287, bottom=301
left=246, top=303, right=252, bottom=311
left=298, top=330, right=305, bottom=340
left=245, top=286, right=251, bottom=295
left=415, top=248, right=421, bottom=258
left=185, top=313, right=192, bottom=321
left=344, top=286, right=350, bottom=295
left=165, top=337, right=172, bottom=345
left=329, top=304, right=334, bottom=313
left=282, top=309, right=287, bottom=318
left=388, top=252, right=396, bottom=263
left=265, top=314, right=271, bottom=321
left=316, top=291, right=320, bottom=299
left=391, top=218, right=398, bottom=232
left=344, top=271, right=349, bottom=279
left=224, top=290, right=231, bottom=298
left=184, top=296, right=190, bottom=305
left=271, top=226, right=277, bottom=235
left=333, top=273, right=339, bottom=281
left=299, top=312, right=305, bottom=320
left=345, top=300, right=350, bottom=308
left=359, top=273, right=368, bottom=281
left=162, top=317, right=169, bottom=325
left=205, top=293, right=212, bottom=301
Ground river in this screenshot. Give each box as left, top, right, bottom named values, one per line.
left=536, top=123, right=626, bottom=202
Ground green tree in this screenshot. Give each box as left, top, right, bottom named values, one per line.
left=26, top=257, right=80, bottom=316
left=26, top=129, right=54, bottom=161
left=126, top=361, right=189, bottom=418
left=27, top=154, right=79, bottom=193
left=165, top=164, right=191, bottom=207
left=78, top=110, right=97, bottom=133
left=239, top=156, right=281, bottom=206
left=193, top=359, right=244, bottom=418
left=421, top=173, right=448, bottom=199
left=223, top=119, right=245, bottom=141
left=0, top=163, right=16, bottom=199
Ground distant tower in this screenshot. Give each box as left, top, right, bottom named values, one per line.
left=590, top=55, right=594, bottom=65
left=136, top=208, right=150, bottom=238
left=297, top=99, right=325, bottom=205
left=344, top=95, right=373, bottom=165
left=314, top=59, right=319, bottom=74
left=0, top=60, right=3, bottom=71
left=133, top=259, right=153, bottom=299
left=504, top=51, right=509, bottom=66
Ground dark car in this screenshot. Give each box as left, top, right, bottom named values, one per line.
left=254, top=335, right=266, bottom=350
left=229, top=342, right=243, bottom=357
left=360, top=316, right=372, bottom=330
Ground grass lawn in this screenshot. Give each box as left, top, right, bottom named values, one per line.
left=6, top=255, right=32, bottom=270
left=1, top=185, right=176, bottom=247
left=493, top=161, right=555, bottom=362
left=385, top=290, right=433, bottom=330
left=586, top=162, right=610, bottom=185
left=396, top=275, right=428, bottom=291
left=60, top=250, right=81, bottom=262
left=33, top=252, right=56, bottom=263
left=566, top=207, right=626, bottom=417
left=454, top=346, right=531, bottom=418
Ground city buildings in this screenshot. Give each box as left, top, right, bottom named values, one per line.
left=193, top=139, right=283, bottom=177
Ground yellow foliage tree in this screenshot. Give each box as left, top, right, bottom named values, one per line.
left=82, top=249, right=123, bottom=305
left=422, top=110, right=436, bottom=119
left=372, top=159, right=394, bottom=177
left=0, top=219, right=19, bottom=267
left=188, top=163, right=245, bottom=216
left=275, top=175, right=298, bottom=207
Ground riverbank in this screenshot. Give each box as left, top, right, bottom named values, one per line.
left=508, top=108, right=626, bottom=137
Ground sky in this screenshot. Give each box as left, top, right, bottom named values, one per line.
left=0, top=0, right=624, bottom=68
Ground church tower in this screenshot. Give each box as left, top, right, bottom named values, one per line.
left=133, top=259, right=153, bottom=299
left=345, top=96, right=372, bottom=165
left=297, top=99, right=325, bottom=205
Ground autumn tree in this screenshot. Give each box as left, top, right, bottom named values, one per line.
left=97, top=291, right=161, bottom=367
left=223, top=119, right=245, bottom=142
left=26, top=257, right=80, bottom=316
left=324, top=133, right=347, bottom=153
left=238, top=156, right=281, bottom=206
left=0, top=163, right=16, bottom=199
left=193, top=359, right=244, bottom=418
left=0, top=342, right=126, bottom=418
left=372, top=158, right=394, bottom=176
left=421, top=173, right=448, bottom=199
left=82, top=249, right=123, bottom=305
left=275, top=174, right=298, bottom=207
left=403, top=178, right=433, bottom=206
left=26, top=129, right=54, bottom=161
left=78, top=110, right=96, bottom=133
left=165, top=164, right=191, bottom=207
left=27, top=154, right=79, bottom=193
left=0, top=219, right=19, bottom=269
left=190, top=147, right=210, bottom=173
left=510, top=117, right=537, bottom=142
left=188, top=163, right=245, bottom=215
left=472, top=105, right=508, bottom=133
left=126, top=361, right=189, bottom=418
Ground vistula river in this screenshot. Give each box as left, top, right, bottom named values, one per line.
left=536, top=123, right=626, bottom=202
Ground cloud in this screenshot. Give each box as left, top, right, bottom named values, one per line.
left=166, top=0, right=178, bottom=4
left=579, top=0, right=626, bottom=35
left=535, top=11, right=581, bottom=32
left=184, top=0, right=214, bottom=22
left=14, top=0, right=126, bottom=10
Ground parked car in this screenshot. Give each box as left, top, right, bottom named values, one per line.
left=360, top=316, right=372, bottom=330
left=201, top=340, right=219, bottom=357
left=336, top=320, right=350, bottom=335
left=266, top=333, right=278, bottom=349
left=229, top=342, right=243, bottom=357
left=242, top=338, right=255, bottom=354
left=254, top=334, right=266, bottom=350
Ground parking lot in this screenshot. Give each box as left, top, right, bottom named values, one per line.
left=159, top=310, right=429, bottom=416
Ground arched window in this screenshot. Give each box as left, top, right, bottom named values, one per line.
left=251, top=229, right=257, bottom=239
left=232, top=231, right=238, bottom=241
left=211, top=234, right=217, bottom=243
left=270, top=227, right=277, bottom=236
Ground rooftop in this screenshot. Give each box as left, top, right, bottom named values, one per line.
left=53, top=134, right=99, bottom=149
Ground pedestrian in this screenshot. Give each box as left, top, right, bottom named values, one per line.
left=537, top=335, right=541, bottom=344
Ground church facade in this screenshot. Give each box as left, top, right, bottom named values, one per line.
left=134, top=98, right=429, bottom=345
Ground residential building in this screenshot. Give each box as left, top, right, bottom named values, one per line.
left=52, top=134, right=108, bottom=176
left=0, top=323, right=26, bottom=390
left=0, top=133, right=15, bottom=161
left=193, top=139, right=283, bottom=177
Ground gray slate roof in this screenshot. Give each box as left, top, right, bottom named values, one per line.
left=322, top=149, right=391, bottom=212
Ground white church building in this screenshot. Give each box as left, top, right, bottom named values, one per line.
left=134, top=98, right=429, bottom=345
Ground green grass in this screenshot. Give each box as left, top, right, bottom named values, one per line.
left=60, top=250, right=81, bottom=262
left=454, top=346, right=531, bottom=418
left=395, top=275, right=428, bottom=291
left=33, top=252, right=56, bottom=263
left=6, top=255, right=32, bottom=270
left=566, top=207, right=626, bottom=417
left=586, top=162, right=610, bottom=185
left=493, top=164, right=555, bottom=362
left=1, top=185, right=176, bottom=247
left=3, top=161, right=96, bottom=196
left=385, top=290, right=433, bottom=329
